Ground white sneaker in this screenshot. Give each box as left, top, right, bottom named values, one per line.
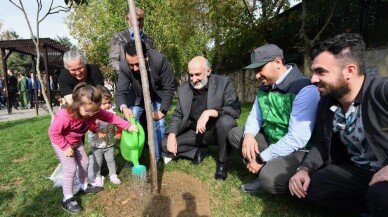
left=162, top=153, right=174, bottom=164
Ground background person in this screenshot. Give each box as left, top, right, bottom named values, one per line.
left=109, top=7, right=154, bottom=75
left=28, top=71, right=41, bottom=109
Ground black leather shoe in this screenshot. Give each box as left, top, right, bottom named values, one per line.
left=241, top=176, right=261, bottom=193
left=191, top=147, right=209, bottom=165
left=215, top=162, right=227, bottom=181
left=62, top=197, right=83, bottom=214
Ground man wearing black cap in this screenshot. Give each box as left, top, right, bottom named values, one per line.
left=228, top=44, right=320, bottom=194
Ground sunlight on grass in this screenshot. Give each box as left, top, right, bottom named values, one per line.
left=0, top=103, right=346, bottom=217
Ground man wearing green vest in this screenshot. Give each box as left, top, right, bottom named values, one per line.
left=228, top=44, right=320, bottom=194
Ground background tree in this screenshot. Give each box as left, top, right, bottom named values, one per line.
left=0, top=28, right=30, bottom=74
left=8, top=0, right=87, bottom=118
left=67, top=0, right=295, bottom=80
left=297, top=0, right=338, bottom=76
left=55, top=35, right=74, bottom=49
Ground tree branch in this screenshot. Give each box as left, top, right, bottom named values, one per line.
left=311, top=0, right=338, bottom=43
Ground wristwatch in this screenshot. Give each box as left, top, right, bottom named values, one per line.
left=255, top=154, right=266, bottom=165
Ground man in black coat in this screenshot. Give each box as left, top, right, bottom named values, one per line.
left=115, top=40, right=175, bottom=165
left=289, top=33, right=388, bottom=217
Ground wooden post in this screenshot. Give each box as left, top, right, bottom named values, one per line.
left=1, top=48, right=11, bottom=114
left=128, top=0, right=159, bottom=193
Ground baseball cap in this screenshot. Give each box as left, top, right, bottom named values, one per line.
left=244, top=44, right=284, bottom=69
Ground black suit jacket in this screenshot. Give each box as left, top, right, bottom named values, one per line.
left=166, top=74, right=240, bottom=135
left=115, top=49, right=175, bottom=113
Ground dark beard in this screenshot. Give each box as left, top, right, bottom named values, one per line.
left=323, top=82, right=350, bottom=99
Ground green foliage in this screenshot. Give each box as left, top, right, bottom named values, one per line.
left=0, top=30, right=30, bottom=74
left=67, top=0, right=295, bottom=76
left=55, top=35, right=74, bottom=48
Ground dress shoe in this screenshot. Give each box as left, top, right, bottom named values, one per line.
left=241, top=176, right=261, bottom=193
left=191, top=147, right=209, bottom=165
left=215, top=162, right=228, bottom=181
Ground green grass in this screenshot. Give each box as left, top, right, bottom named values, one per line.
left=0, top=102, right=349, bottom=217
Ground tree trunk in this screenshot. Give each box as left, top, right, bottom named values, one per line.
left=128, top=0, right=158, bottom=194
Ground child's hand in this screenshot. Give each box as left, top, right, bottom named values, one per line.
left=64, top=147, right=74, bottom=157
left=96, top=128, right=106, bottom=139
left=127, top=124, right=138, bottom=132
left=114, top=134, right=122, bottom=140
left=97, top=131, right=106, bottom=139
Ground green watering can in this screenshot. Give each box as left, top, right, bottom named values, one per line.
left=120, top=117, right=146, bottom=175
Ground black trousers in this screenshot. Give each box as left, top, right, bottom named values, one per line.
left=303, top=163, right=388, bottom=217
left=162, top=115, right=237, bottom=163
left=228, top=127, right=306, bottom=194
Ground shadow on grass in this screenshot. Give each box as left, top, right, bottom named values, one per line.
left=11, top=187, right=65, bottom=216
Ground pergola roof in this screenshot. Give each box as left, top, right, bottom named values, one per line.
left=0, top=38, right=70, bottom=69
left=0, top=38, right=70, bottom=114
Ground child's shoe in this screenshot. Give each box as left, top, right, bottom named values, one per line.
left=78, top=184, right=103, bottom=194
left=92, top=176, right=103, bottom=187
left=62, top=197, right=83, bottom=214
left=110, top=174, right=121, bottom=184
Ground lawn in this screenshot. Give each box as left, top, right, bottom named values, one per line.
left=0, top=102, right=348, bottom=216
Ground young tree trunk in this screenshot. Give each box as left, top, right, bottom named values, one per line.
left=128, top=0, right=159, bottom=194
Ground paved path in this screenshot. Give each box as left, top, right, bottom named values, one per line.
left=0, top=105, right=59, bottom=122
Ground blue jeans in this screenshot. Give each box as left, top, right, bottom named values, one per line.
left=131, top=101, right=165, bottom=162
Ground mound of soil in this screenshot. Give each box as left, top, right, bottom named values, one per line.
left=89, top=171, right=211, bottom=217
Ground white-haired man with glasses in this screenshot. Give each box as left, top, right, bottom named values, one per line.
left=58, top=50, right=104, bottom=105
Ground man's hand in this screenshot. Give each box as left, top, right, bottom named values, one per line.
left=153, top=111, right=165, bottom=121
left=242, top=133, right=259, bottom=161
left=64, top=146, right=74, bottom=157
left=369, top=165, right=388, bottom=186
left=166, top=133, right=178, bottom=156
left=196, top=110, right=210, bottom=134
left=127, top=124, right=138, bottom=132
left=246, top=160, right=264, bottom=174
left=289, top=170, right=310, bottom=198
left=122, top=107, right=135, bottom=121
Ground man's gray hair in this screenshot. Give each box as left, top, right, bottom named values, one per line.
left=63, top=50, right=86, bottom=69
left=204, top=59, right=210, bottom=70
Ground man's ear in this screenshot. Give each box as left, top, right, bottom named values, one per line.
left=344, top=63, right=357, bottom=80
left=207, top=68, right=212, bottom=76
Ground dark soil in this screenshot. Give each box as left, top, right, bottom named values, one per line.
left=88, top=171, right=211, bottom=217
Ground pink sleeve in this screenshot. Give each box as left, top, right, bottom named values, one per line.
left=96, top=109, right=132, bottom=130
left=48, top=109, right=72, bottom=150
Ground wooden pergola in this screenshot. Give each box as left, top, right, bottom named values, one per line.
left=0, top=38, right=69, bottom=114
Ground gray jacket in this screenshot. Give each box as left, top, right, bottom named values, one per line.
left=166, top=74, right=241, bottom=135
left=108, top=30, right=154, bottom=73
